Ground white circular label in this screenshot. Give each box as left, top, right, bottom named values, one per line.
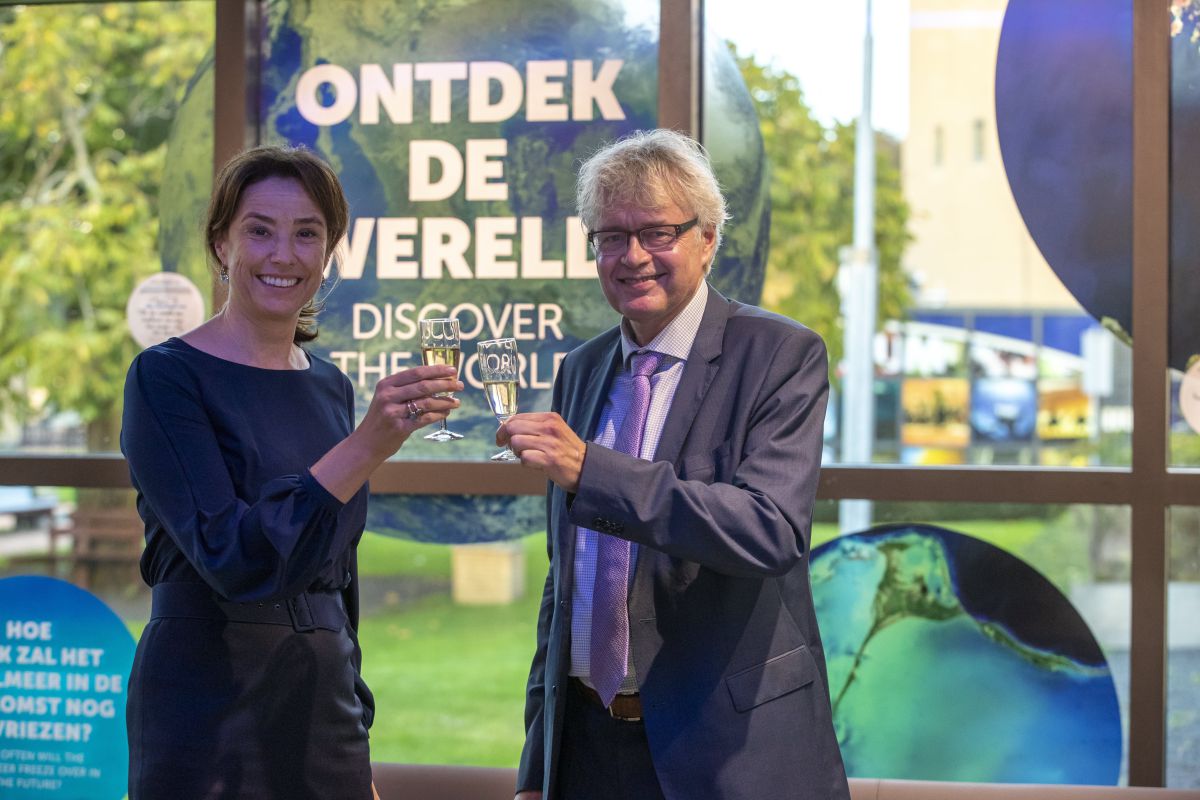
left=125, top=272, right=207, bottom=349
left=1181, top=361, right=1200, bottom=435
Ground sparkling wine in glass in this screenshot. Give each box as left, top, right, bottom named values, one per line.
left=420, top=317, right=463, bottom=442
left=476, top=338, right=520, bottom=462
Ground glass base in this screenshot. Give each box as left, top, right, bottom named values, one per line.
left=425, top=428, right=464, bottom=442
left=490, top=448, right=521, bottom=463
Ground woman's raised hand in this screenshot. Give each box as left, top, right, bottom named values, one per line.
left=310, top=364, right=463, bottom=503
left=358, top=365, right=463, bottom=457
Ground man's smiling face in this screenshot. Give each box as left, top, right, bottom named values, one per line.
left=593, top=197, right=715, bottom=346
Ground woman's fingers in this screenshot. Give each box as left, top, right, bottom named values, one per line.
left=403, top=395, right=458, bottom=416
left=380, top=364, right=459, bottom=388
left=378, top=378, right=463, bottom=403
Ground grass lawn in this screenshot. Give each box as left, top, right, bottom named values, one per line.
left=355, top=514, right=1089, bottom=766
left=357, top=533, right=546, bottom=766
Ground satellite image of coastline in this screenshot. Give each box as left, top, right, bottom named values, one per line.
left=811, top=525, right=1122, bottom=784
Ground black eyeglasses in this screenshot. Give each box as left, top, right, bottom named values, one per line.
left=587, top=218, right=699, bottom=256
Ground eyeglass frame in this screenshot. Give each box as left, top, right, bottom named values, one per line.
left=586, top=217, right=700, bottom=256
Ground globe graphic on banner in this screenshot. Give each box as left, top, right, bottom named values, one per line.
left=811, top=525, right=1121, bottom=783
left=995, top=0, right=1200, bottom=370
left=163, top=0, right=767, bottom=543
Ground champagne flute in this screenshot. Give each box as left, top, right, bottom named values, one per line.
left=476, top=338, right=521, bottom=462
left=419, top=318, right=464, bottom=442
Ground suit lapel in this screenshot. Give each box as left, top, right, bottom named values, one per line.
left=652, top=287, right=731, bottom=466
left=554, top=332, right=623, bottom=568
left=628, top=289, right=732, bottom=629
left=567, top=333, right=623, bottom=442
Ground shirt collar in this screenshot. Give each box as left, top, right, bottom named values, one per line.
left=619, top=282, right=710, bottom=365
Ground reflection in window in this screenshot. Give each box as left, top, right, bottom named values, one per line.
left=862, top=314, right=1129, bottom=467
left=1168, top=508, right=1200, bottom=788
left=708, top=0, right=1132, bottom=468
left=0, top=2, right=214, bottom=455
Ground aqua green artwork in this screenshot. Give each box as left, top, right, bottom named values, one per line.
left=811, top=525, right=1122, bottom=784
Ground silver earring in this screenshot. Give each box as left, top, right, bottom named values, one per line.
left=219, top=266, right=229, bottom=284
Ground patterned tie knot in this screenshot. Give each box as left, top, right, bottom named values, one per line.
left=631, top=350, right=662, bottom=379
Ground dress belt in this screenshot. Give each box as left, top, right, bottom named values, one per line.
left=151, top=581, right=346, bottom=633
left=570, top=677, right=644, bottom=722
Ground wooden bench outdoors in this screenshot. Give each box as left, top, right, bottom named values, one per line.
left=55, top=506, right=144, bottom=590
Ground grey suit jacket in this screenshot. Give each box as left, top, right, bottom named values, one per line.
left=517, top=287, right=850, bottom=800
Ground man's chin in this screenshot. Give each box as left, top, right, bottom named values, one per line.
left=617, top=303, right=665, bottom=325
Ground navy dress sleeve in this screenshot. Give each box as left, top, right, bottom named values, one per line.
left=121, top=342, right=362, bottom=603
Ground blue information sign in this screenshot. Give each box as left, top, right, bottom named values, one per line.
left=0, top=577, right=135, bottom=799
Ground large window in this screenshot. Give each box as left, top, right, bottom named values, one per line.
left=706, top=0, right=1187, bottom=788
left=0, top=0, right=1190, bottom=790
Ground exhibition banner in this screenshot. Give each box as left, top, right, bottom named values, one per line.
left=199, top=0, right=771, bottom=542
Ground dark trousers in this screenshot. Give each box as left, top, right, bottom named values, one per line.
left=557, top=678, right=667, bottom=800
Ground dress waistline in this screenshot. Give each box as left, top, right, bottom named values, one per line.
left=151, top=582, right=346, bottom=633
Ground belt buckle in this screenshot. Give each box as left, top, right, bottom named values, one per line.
left=607, top=696, right=642, bottom=723
left=287, top=593, right=316, bottom=632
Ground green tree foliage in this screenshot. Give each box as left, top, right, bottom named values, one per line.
left=732, top=45, right=911, bottom=373
left=0, top=3, right=211, bottom=446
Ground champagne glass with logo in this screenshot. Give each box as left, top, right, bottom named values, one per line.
left=420, top=317, right=464, bottom=442
left=476, top=338, right=520, bottom=462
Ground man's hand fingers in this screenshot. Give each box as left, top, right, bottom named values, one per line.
left=515, top=449, right=548, bottom=471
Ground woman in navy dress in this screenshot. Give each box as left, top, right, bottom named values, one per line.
left=120, top=145, right=462, bottom=799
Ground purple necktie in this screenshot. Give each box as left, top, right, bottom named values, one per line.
left=590, top=350, right=662, bottom=706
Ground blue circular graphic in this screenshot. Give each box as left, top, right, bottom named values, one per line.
left=0, top=577, right=135, bottom=800
left=812, top=524, right=1121, bottom=784
left=996, top=0, right=1200, bottom=370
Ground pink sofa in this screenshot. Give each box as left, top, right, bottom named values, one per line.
left=370, top=763, right=1200, bottom=799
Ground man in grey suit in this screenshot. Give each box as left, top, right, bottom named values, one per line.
left=500, top=129, right=849, bottom=800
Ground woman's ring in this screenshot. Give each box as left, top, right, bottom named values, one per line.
left=406, top=400, right=422, bottom=419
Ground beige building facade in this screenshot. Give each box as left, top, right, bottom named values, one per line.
left=904, top=0, right=1077, bottom=310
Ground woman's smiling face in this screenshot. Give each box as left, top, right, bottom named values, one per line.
left=214, top=176, right=329, bottom=327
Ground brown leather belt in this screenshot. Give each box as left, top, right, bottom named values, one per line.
left=571, top=677, right=643, bottom=722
